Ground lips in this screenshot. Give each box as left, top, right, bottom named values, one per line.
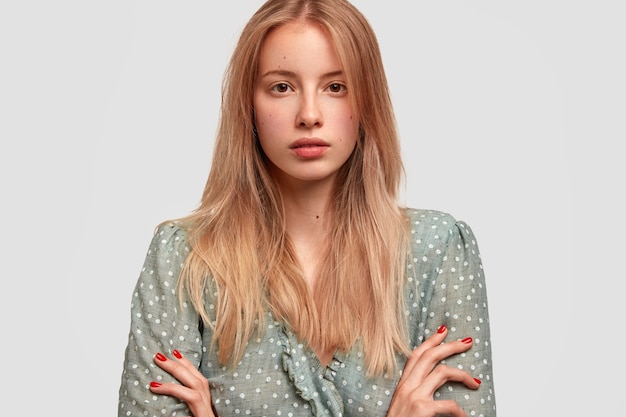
left=289, top=137, right=330, bottom=149
left=289, top=137, right=330, bottom=159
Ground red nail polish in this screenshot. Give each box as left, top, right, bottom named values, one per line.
left=150, top=381, right=162, bottom=388
left=473, top=378, right=482, bottom=385
left=173, top=349, right=182, bottom=359
left=462, top=337, right=473, bottom=344
left=437, top=325, right=446, bottom=333
left=155, top=353, right=167, bottom=361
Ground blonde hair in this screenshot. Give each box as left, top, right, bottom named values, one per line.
left=174, top=0, right=410, bottom=376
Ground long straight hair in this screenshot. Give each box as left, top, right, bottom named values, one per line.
left=174, top=0, right=410, bottom=376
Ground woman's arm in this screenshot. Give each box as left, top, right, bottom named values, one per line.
left=423, top=219, right=496, bottom=415
left=149, top=349, right=217, bottom=417
left=387, top=324, right=482, bottom=417
left=118, top=223, right=205, bottom=417
left=394, top=212, right=497, bottom=417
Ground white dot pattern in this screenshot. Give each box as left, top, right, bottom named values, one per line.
left=118, top=209, right=496, bottom=416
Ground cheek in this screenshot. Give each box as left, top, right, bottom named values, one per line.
left=255, top=114, right=277, bottom=141
left=254, top=100, right=285, bottom=133
left=330, top=100, right=359, bottom=135
left=335, top=112, right=359, bottom=143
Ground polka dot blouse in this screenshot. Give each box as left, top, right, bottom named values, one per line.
left=118, top=209, right=496, bottom=416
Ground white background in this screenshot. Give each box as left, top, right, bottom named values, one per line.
left=1, top=1, right=623, bottom=415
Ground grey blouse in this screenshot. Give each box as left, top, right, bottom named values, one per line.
left=118, top=208, right=496, bottom=416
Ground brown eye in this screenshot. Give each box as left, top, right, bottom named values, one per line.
left=327, top=83, right=346, bottom=94
left=272, top=83, right=291, bottom=93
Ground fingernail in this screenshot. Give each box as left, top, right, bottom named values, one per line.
left=462, top=337, right=473, bottom=344
left=173, top=349, right=182, bottom=359
left=437, top=325, right=446, bottom=333
left=150, top=381, right=162, bottom=388
left=155, top=353, right=167, bottom=361
left=473, top=378, right=482, bottom=385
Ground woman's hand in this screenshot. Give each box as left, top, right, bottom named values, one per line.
left=387, top=325, right=481, bottom=417
left=149, top=349, right=216, bottom=417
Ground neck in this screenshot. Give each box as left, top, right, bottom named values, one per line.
left=274, top=174, right=336, bottom=232
left=281, top=183, right=332, bottom=238
left=275, top=176, right=335, bottom=291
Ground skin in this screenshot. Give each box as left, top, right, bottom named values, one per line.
left=386, top=326, right=482, bottom=417
left=149, top=21, right=481, bottom=417
left=253, top=21, right=359, bottom=300
left=253, top=21, right=359, bottom=189
left=150, top=350, right=215, bottom=417
left=150, top=326, right=480, bottom=417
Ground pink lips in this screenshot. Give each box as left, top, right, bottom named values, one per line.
left=290, top=137, right=330, bottom=159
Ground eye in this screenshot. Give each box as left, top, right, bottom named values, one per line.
left=271, top=83, right=292, bottom=94
left=326, top=83, right=347, bottom=95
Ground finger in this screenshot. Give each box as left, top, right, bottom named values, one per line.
left=411, top=336, right=474, bottom=383
left=170, top=350, right=202, bottom=376
left=153, top=351, right=206, bottom=391
left=389, top=366, right=478, bottom=417
left=416, top=364, right=482, bottom=397
left=429, top=399, right=468, bottom=417
left=149, top=381, right=214, bottom=417
left=399, top=334, right=474, bottom=392
left=389, top=395, right=468, bottom=417
left=149, top=380, right=195, bottom=402
left=401, top=324, right=448, bottom=378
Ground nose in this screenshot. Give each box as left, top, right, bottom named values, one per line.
left=296, top=92, right=322, bottom=129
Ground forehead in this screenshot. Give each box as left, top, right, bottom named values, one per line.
left=258, top=21, right=342, bottom=72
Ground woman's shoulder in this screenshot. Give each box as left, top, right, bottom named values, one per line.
left=403, top=207, right=479, bottom=251
left=154, top=219, right=189, bottom=236
left=404, top=207, right=459, bottom=232
left=146, top=220, right=192, bottom=258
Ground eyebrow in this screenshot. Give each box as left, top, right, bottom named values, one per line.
left=260, top=69, right=344, bottom=79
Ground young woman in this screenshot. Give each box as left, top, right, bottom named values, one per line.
left=118, top=1, right=496, bottom=416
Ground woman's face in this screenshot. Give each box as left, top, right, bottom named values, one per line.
left=253, top=21, right=359, bottom=189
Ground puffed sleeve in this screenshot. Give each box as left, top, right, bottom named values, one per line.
left=406, top=210, right=496, bottom=417
left=428, top=219, right=496, bottom=416
left=117, top=223, right=202, bottom=417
